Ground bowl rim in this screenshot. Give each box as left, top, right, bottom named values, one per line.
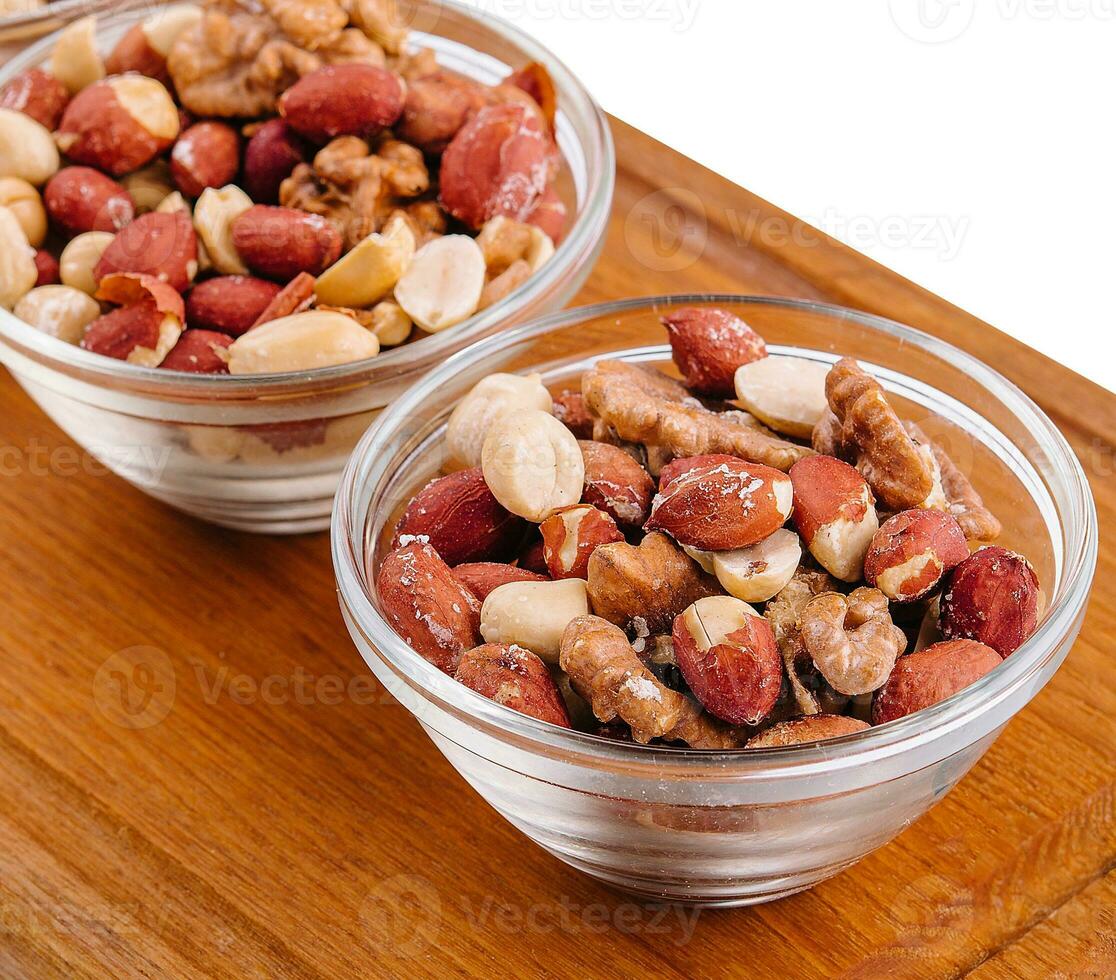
left=0, top=0, right=616, bottom=394
left=332, top=293, right=1098, bottom=779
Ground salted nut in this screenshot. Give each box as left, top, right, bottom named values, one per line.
left=50, top=17, right=105, bottom=94
left=709, top=528, right=802, bottom=603
left=0, top=108, right=60, bottom=186
left=226, top=310, right=380, bottom=373
left=314, top=213, right=415, bottom=308
left=735, top=355, right=831, bottom=440
left=790, top=455, right=879, bottom=583
left=13, top=286, right=101, bottom=343
left=800, top=589, right=907, bottom=696
left=480, top=409, right=585, bottom=522
left=480, top=578, right=589, bottom=663
left=0, top=206, right=37, bottom=310
left=6, top=8, right=567, bottom=377
left=394, top=235, right=486, bottom=332
left=379, top=307, right=1035, bottom=747
left=447, top=372, right=554, bottom=468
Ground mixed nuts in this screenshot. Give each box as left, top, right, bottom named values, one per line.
left=0, top=0, right=567, bottom=373
left=376, top=307, right=1043, bottom=749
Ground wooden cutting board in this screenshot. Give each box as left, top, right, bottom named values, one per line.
left=0, top=117, right=1112, bottom=978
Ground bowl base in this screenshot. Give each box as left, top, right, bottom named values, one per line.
left=144, top=486, right=332, bottom=535
left=538, top=845, right=854, bottom=908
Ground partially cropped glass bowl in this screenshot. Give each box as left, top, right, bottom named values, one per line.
left=0, top=2, right=614, bottom=533
left=333, top=295, right=1097, bottom=907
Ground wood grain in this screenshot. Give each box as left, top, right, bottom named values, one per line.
left=0, top=115, right=1112, bottom=978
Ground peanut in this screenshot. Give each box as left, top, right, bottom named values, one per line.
left=368, top=301, right=412, bottom=347
left=394, top=234, right=486, bottom=332
left=735, top=355, right=831, bottom=439
left=0, top=178, right=46, bottom=248
left=50, top=17, right=105, bottom=95
left=194, top=185, right=253, bottom=275
left=481, top=409, right=585, bottom=522
left=59, top=232, right=115, bottom=296
left=0, top=109, right=60, bottom=187
left=314, top=213, right=415, bottom=308
left=13, top=285, right=101, bottom=343
left=226, top=310, right=380, bottom=374
left=0, top=207, right=37, bottom=310
left=447, top=372, right=553, bottom=467
left=479, top=579, right=590, bottom=664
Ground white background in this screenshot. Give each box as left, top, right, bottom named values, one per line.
left=459, top=0, right=1116, bottom=392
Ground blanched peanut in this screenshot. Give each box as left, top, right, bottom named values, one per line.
left=0, top=178, right=46, bottom=248
left=60, top=231, right=114, bottom=296
left=477, top=216, right=532, bottom=270
left=13, top=286, right=101, bottom=343
left=446, top=372, right=553, bottom=467
left=0, top=207, right=37, bottom=310
left=194, top=185, right=252, bottom=275
left=369, top=301, right=412, bottom=346
left=735, top=355, right=831, bottom=439
left=481, top=409, right=585, bottom=522
left=712, top=529, right=803, bottom=603
left=141, top=4, right=204, bottom=56
left=526, top=226, right=555, bottom=271
left=50, top=17, right=105, bottom=94
left=0, top=109, right=60, bottom=186
left=227, top=310, right=380, bottom=374
left=480, top=579, right=589, bottom=663
left=314, top=213, right=415, bottom=308
left=394, top=235, right=486, bottom=332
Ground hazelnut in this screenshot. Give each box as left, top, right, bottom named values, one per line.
left=940, top=546, right=1041, bottom=657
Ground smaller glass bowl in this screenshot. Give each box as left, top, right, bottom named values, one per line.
left=0, top=2, right=614, bottom=533
left=333, top=295, right=1096, bottom=907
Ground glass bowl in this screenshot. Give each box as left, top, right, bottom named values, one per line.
left=0, top=2, right=614, bottom=533
left=332, top=295, right=1097, bottom=907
